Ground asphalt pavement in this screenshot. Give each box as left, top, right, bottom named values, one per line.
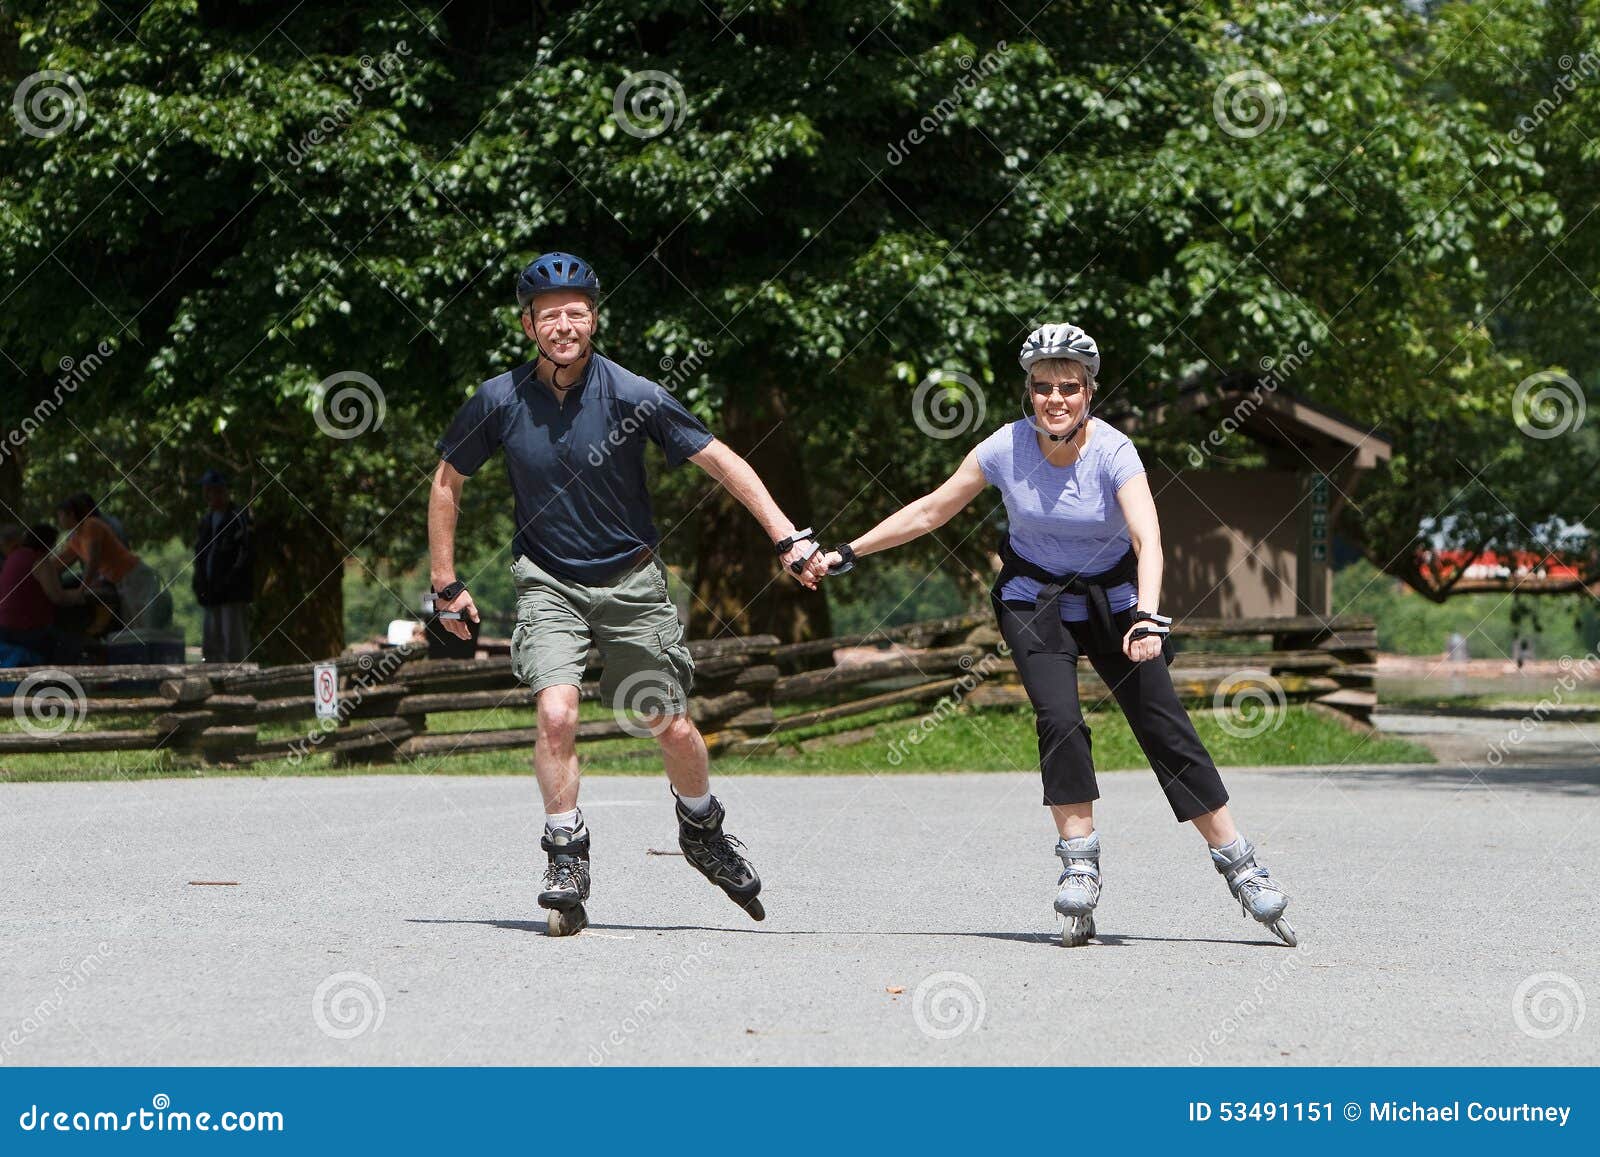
left=2, top=762, right=1596, bottom=1065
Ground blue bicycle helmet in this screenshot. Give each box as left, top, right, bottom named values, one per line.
left=516, top=251, right=601, bottom=311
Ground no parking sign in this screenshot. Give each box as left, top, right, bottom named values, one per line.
left=314, top=663, right=339, bottom=720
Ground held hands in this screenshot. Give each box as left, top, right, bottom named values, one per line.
left=778, top=539, right=823, bottom=590
left=774, top=527, right=850, bottom=589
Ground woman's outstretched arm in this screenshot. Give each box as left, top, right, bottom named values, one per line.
left=828, top=450, right=987, bottom=565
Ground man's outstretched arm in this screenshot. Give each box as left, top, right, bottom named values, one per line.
left=688, top=437, right=819, bottom=590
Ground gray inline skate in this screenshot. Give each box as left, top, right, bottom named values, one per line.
left=676, top=794, right=764, bottom=921
left=1054, top=831, right=1101, bottom=947
left=538, top=816, right=591, bottom=937
left=1210, top=835, right=1296, bottom=946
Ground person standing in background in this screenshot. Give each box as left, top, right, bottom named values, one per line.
left=192, top=469, right=254, bottom=663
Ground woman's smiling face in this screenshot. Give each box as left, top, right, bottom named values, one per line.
left=1027, top=360, right=1092, bottom=437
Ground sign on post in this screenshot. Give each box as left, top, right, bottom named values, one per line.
left=314, top=663, right=339, bottom=720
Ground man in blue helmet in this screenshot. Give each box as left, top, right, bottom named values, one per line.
left=428, top=251, right=825, bottom=935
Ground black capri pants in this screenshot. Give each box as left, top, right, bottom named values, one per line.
left=994, top=598, right=1229, bottom=822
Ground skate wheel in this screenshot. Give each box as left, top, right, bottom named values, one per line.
left=545, top=904, right=588, bottom=937
left=739, top=896, right=765, bottom=922
left=1059, top=913, right=1094, bottom=947
left=1269, top=917, right=1297, bottom=947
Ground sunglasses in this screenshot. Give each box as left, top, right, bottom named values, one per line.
left=1027, top=380, right=1085, bottom=399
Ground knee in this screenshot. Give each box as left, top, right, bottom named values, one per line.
left=1035, top=703, right=1086, bottom=742
left=537, top=698, right=580, bottom=748
left=653, top=713, right=700, bottom=751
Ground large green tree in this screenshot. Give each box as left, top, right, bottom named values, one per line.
left=4, top=0, right=1596, bottom=663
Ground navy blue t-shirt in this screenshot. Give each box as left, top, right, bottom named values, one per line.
left=435, top=354, right=714, bottom=582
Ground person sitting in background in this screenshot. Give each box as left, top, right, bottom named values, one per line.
left=53, top=494, right=162, bottom=632
left=0, top=522, right=87, bottom=661
left=193, top=469, right=254, bottom=663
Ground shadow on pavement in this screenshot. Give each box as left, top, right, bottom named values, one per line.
left=1322, top=762, right=1600, bottom=795
left=408, top=917, right=1288, bottom=948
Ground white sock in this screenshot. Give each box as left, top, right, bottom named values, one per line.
left=545, top=808, right=580, bottom=832
left=677, top=791, right=713, bottom=816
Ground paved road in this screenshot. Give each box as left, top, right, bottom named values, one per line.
left=2, top=763, right=1596, bottom=1065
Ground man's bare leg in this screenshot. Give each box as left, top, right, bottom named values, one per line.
left=534, top=685, right=589, bottom=935
left=646, top=711, right=763, bottom=921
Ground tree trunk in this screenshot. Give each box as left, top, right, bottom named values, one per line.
left=0, top=443, right=23, bottom=527
left=251, top=507, right=346, bottom=664
left=690, top=381, right=832, bottom=643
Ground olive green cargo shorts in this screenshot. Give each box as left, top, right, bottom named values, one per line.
left=510, top=551, right=694, bottom=713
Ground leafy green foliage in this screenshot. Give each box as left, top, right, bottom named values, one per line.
left=3, top=0, right=1596, bottom=653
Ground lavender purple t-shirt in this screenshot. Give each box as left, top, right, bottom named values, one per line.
left=974, top=418, right=1146, bottom=621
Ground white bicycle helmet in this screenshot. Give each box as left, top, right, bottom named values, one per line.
left=1018, top=323, right=1101, bottom=380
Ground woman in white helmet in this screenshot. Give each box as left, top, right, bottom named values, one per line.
left=815, top=323, right=1295, bottom=947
